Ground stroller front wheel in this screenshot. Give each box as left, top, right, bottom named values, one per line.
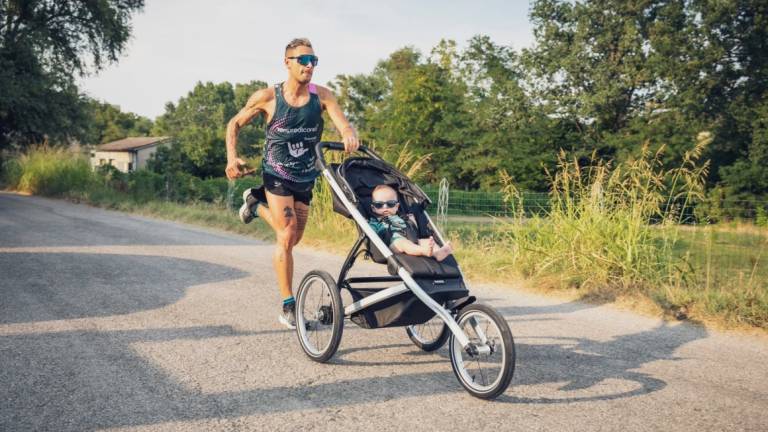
left=295, top=270, right=344, bottom=363
left=448, top=303, right=515, bottom=399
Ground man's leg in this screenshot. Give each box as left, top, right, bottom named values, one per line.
left=293, top=201, right=310, bottom=246
left=265, top=191, right=299, bottom=300
left=254, top=199, right=307, bottom=241
left=255, top=203, right=278, bottom=232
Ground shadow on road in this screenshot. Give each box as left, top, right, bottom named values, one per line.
left=0, top=252, right=248, bottom=324
left=0, top=310, right=707, bottom=430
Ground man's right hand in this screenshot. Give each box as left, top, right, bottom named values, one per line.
left=225, top=158, right=247, bottom=180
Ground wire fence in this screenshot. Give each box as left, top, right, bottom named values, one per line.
left=419, top=185, right=768, bottom=225
left=133, top=170, right=767, bottom=226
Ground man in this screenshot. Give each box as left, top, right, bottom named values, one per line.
left=224, top=38, right=359, bottom=328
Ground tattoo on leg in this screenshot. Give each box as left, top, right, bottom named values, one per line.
left=295, top=206, right=309, bottom=232
left=283, top=206, right=294, bottom=219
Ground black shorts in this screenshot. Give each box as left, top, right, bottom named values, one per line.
left=263, top=172, right=315, bottom=205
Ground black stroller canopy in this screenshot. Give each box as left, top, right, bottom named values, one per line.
left=332, top=157, right=431, bottom=219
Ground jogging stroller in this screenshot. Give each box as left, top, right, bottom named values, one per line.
left=293, top=142, right=515, bottom=399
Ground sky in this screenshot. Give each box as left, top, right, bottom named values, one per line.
left=79, top=0, right=535, bottom=120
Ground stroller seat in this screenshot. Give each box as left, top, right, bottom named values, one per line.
left=331, top=156, right=463, bottom=279
left=393, top=253, right=462, bottom=278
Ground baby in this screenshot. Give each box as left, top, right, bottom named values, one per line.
left=367, top=184, right=453, bottom=261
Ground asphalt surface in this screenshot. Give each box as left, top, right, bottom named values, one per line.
left=1, top=192, right=767, bottom=431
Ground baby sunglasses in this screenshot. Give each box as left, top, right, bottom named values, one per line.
left=287, top=54, right=319, bottom=67
left=371, top=200, right=399, bottom=209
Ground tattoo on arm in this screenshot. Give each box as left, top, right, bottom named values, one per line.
left=283, top=206, right=294, bottom=219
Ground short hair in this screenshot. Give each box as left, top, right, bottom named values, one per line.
left=372, top=184, right=396, bottom=197
left=285, top=38, right=313, bottom=55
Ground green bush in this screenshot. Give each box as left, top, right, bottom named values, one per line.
left=757, top=207, right=768, bottom=228
left=1, top=158, right=23, bottom=188
left=127, top=170, right=164, bottom=203
left=7, top=146, right=95, bottom=196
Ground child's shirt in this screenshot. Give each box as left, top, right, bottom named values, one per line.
left=368, top=215, right=408, bottom=246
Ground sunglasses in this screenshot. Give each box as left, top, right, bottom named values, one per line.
left=287, top=54, right=318, bottom=67
left=371, top=200, right=399, bottom=209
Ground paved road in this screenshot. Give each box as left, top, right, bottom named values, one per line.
left=1, top=192, right=767, bottom=431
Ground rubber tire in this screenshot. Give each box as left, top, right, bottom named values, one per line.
left=448, top=303, right=515, bottom=399
left=295, top=270, right=344, bottom=363
left=406, top=319, right=450, bottom=352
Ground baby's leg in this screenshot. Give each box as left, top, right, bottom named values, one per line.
left=432, top=241, right=454, bottom=261
left=418, top=237, right=435, bottom=249
left=391, top=238, right=432, bottom=257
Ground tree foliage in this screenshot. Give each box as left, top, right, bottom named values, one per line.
left=331, top=0, right=767, bottom=200
left=0, top=0, right=144, bottom=149
left=151, top=80, right=267, bottom=178
left=82, top=99, right=152, bottom=145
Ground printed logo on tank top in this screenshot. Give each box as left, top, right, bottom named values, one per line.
left=288, top=141, right=308, bottom=158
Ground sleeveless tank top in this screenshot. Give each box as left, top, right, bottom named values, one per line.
left=262, top=82, right=324, bottom=182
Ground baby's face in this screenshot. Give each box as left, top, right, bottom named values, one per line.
left=371, top=187, right=399, bottom=216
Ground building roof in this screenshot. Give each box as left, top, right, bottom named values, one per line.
left=96, top=136, right=170, bottom=152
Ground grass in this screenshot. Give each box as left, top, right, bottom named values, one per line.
left=2, top=144, right=767, bottom=331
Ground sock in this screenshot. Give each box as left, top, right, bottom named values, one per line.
left=282, top=296, right=295, bottom=306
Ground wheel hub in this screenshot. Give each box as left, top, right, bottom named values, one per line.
left=316, top=305, right=334, bottom=325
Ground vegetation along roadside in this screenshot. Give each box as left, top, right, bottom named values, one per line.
left=2, top=145, right=766, bottom=332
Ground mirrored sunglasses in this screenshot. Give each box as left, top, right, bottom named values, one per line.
left=287, top=54, right=318, bottom=67
left=371, top=200, right=399, bottom=209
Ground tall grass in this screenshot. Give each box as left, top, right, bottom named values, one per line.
left=494, top=137, right=768, bottom=328
left=2, top=146, right=95, bottom=196
left=499, top=141, right=707, bottom=288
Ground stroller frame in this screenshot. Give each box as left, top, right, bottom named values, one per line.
left=316, top=142, right=480, bottom=352
left=293, top=141, right=515, bottom=399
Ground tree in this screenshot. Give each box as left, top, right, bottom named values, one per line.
left=0, top=0, right=145, bottom=150
left=152, top=80, right=267, bottom=178
left=525, top=0, right=661, bottom=158
left=526, top=0, right=768, bottom=198
left=456, top=35, right=564, bottom=190
left=82, top=99, right=152, bottom=145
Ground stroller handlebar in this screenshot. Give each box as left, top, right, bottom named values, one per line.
left=314, top=141, right=381, bottom=171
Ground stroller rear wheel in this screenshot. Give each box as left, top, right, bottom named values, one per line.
left=449, top=303, right=515, bottom=399
left=295, top=270, right=344, bottom=363
left=406, top=315, right=450, bottom=352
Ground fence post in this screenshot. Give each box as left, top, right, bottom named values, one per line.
left=226, top=179, right=234, bottom=211
left=437, top=178, right=449, bottom=232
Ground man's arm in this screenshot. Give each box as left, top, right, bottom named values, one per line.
left=316, top=85, right=360, bottom=153
left=225, top=88, right=271, bottom=179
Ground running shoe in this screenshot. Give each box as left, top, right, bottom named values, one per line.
left=278, top=302, right=296, bottom=329
left=238, top=186, right=267, bottom=224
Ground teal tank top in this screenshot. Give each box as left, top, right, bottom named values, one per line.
left=262, top=82, right=324, bottom=182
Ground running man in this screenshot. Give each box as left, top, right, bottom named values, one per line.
left=224, top=38, right=359, bottom=328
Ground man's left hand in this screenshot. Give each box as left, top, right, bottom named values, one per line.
left=342, top=127, right=360, bottom=153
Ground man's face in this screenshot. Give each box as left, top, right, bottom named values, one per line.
left=284, top=46, right=316, bottom=84
left=371, top=187, right=399, bottom=217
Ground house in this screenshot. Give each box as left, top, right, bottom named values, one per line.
left=90, top=137, right=171, bottom=173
